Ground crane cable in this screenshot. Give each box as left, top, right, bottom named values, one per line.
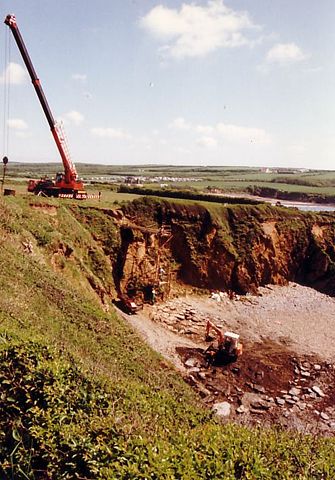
left=2, top=26, right=11, bottom=158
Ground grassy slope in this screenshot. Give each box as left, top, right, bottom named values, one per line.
left=0, top=196, right=334, bottom=479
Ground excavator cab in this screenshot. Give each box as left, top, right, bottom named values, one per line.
left=205, top=320, right=243, bottom=364
left=223, top=331, right=241, bottom=356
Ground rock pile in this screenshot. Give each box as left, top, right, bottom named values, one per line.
left=177, top=345, right=335, bottom=434
left=145, top=294, right=335, bottom=434
left=151, top=300, right=219, bottom=338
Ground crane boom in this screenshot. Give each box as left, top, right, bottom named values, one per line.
left=4, top=14, right=84, bottom=192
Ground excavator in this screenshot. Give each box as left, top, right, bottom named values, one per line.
left=5, top=14, right=88, bottom=199
left=205, top=320, right=243, bottom=364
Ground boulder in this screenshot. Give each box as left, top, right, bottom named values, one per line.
left=241, top=392, right=264, bottom=409
left=288, top=387, right=301, bottom=396
left=312, top=386, right=325, bottom=398
left=213, top=402, right=231, bottom=417
left=185, top=357, right=198, bottom=368
left=250, top=400, right=270, bottom=410
left=253, top=384, right=266, bottom=394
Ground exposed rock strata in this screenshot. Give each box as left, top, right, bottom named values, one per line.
left=119, top=200, right=335, bottom=296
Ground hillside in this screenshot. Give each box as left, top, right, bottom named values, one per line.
left=0, top=195, right=335, bottom=479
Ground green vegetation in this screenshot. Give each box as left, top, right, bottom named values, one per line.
left=0, top=195, right=335, bottom=478
left=247, top=186, right=335, bottom=204
left=118, top=185, right=263, bottom=205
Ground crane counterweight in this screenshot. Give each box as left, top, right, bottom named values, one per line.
left=4, top=14, right=88, bottom=198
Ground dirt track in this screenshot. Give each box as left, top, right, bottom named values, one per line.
left=124, top=308, right=199, bottom=371
left=119, top=283, right=335, bottom=435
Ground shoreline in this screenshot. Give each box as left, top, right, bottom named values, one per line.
left=219, top=192, right=335, bottom=211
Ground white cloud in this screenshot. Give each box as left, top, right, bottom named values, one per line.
left=7, top=118, right=28, bottom=130
left=216, top=122, right=270, bottom=144
left=171, top=117, right=271, bottom=145
left=196, top=136, right=218, bottom=148
left=169, top=117, right=191, bottom=130
left=0, top=62, right=28, bottom=85
left=196, top=124, right=215, bottom=135
left=60, top=110, right=85, bottom=126
left=91, top=127, right=132, bottom=140
left=140, top=0, right=259, bottom=59
left=71, top=73, right=87, bottom=82
left=266, top=43, right=307, bottom=65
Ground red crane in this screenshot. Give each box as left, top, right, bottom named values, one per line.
left=4, top=14, right=87, bottom=198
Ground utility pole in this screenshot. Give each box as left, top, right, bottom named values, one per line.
left=1, top=157, right=8, bottom=194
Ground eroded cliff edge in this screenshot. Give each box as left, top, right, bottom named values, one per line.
left=70, top=198, right=335, bottom=299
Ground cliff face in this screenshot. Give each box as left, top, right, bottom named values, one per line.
left=119, top=199, right=335, bottom=297
left=40, top=198, right=335, bottom=301
left=1, top=195, right=333, bottom=320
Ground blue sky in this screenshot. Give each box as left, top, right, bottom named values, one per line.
left=0, top=0, right=334, bottom=169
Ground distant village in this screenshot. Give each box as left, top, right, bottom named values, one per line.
left=85, top=167, right=311, bottom=186
left=260, top=167, right=310, bottom=174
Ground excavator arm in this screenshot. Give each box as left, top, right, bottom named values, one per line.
left=206, top=320, right=225, bottom=347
